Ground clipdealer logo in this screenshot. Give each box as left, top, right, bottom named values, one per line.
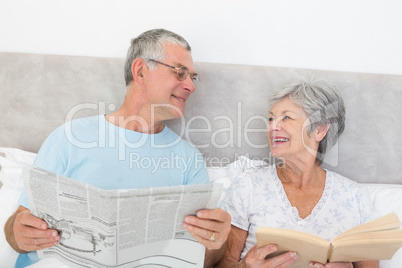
left=63, top=101, right=340, bottom=167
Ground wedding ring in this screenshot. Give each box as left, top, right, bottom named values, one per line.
left=208, top=232, right=216, bottom=242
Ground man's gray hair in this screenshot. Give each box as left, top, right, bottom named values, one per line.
left=124, top=29, right=192, bottom=86
left=268, top=79, right=346, bottom=165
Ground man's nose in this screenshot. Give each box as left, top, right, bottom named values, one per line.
left=183, top=75, right=196, bottom=93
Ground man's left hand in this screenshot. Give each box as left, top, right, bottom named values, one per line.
left=183, top=208, right=231, bottom=250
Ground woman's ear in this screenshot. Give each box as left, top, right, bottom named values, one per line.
left=315, top=124, right=330, bottom=142
left=131, top=58, right=146, bottom=84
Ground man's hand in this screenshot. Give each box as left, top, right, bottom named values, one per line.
left=183, top=208, right=231, bottom=267
left=183, top=208, right=231, bottom=250
left=4, top=206, right=60, bottom=253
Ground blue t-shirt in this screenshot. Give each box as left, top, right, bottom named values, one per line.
left=16, top=115, right=209, bottom=267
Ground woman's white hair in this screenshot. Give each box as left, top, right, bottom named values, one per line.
left=268, top=79, right=346, bottom=165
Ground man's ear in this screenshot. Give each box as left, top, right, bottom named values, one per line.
left=131, top=58, right=146, bottom=84
left=315, top=124, right=330, bottom=142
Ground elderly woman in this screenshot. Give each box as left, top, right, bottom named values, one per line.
left=216, top=80, right=378, bottom=268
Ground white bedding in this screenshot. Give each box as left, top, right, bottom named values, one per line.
left=1, top=148, right=401, bottom=267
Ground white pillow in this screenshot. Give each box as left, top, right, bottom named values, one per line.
left=363, top=183, right=402, bottom=268
left=363, top=183, right=402, bottom=218
left=0, top=147, right=36, bottom=267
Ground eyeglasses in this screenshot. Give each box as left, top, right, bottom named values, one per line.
left=147, top=59, right=199, bottom=82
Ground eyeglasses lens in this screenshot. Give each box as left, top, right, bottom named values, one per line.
left=191, top=73, right=199, bottom=81
left=177, top=67, right=188, bottom=81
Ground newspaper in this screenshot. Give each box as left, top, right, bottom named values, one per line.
left=22, top=165, right=222, bottom=268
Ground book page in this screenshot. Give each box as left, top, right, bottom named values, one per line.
left=334, top=213, right=401, bottom=241
left=330, top=229, right=402, bottom=263
left=256, top=227, right=331, bottom=266
left=23, top=165, right=222, bottom=268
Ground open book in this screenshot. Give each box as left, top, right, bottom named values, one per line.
left=256, top=213, right=402, bottom=266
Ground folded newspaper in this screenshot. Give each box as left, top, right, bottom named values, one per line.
left=22, top=165, right=222, bottom=268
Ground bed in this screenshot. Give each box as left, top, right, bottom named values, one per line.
left=1, top=52, right=401, bottom=267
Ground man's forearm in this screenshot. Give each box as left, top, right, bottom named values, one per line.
left=204, top=242, right=227, bottom=268
left=4, top=211, right=27, bottom=253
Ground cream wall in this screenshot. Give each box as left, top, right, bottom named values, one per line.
left=1, top=0, right=401, bottom=75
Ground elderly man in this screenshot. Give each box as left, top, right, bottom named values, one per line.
left=5, top=29, right=231, bottom=267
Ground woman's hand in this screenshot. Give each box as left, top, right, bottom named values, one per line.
left=239, top=244, right=299, bottom=268
left=215, top=225, right=299, bottom=268
left=310, top=262, right=353, bottom=268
